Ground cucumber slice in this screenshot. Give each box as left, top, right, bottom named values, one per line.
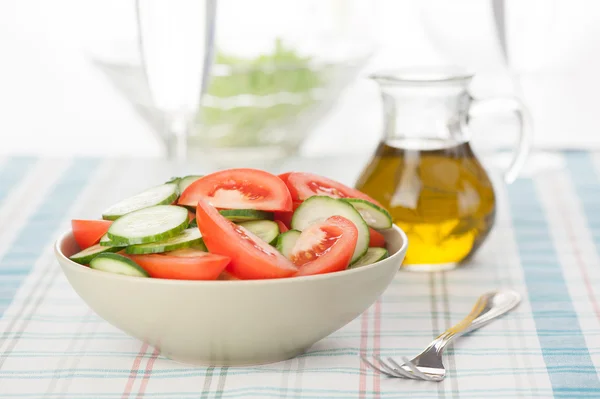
left=102, top=184, right=179, bottom=221
left=90, top=253, right=149, bottom=277
left=342, top=198, right=393, bottom=229
left=125, top=228, right=202, bottom=255
left=291, top=196, right=369, bottom=264
left=178, top=175, right=203, bottom=194
left=107, top=205, right=188, bottom=245
left=220, top=209, right=274, bottom=222
left=99, top=234, right=124, bottom=247
left=165, top=177, right=181, bottom=185
left=69, top=244, right=121, bottom=264
left=350, top=247, right=389, bottom=268
left=275, top=229, right=301, bottom=259
left=238, top=220, right=279, bottom=245
left=189, top=240, right=208, bottom=252
left=189, top=218, right=198, bottom=228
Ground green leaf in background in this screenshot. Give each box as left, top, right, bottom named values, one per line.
left=194, top=38, right=326, bottom=147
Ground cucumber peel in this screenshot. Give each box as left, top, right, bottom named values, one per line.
left=238, top=220, right=279, bottom=244
left=102, top=184, right=179, bottom=221
left=350, top=247, right=389, bottom=268
left=107, top=205, right=189, bottom=245
left=220, top=209, right=274, bottom=222
left=125, top=228, right=202, bottom=255
left=99, top=234, right=124, bottom=247
left=342, top=198, right=393, bottom=229
left=90, top=253, right=149, bottom=277
left=70, top=244, right=121, bottom=264
left=275, top=229, right=301, bottom=259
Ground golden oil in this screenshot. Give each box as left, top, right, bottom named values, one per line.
left=355, top=138, right=496, bottom=271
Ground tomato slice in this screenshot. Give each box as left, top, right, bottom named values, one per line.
left=284, top=172, right=382, bottom=207
left=127, top=248, right=230, bottom=280
left=369, top=227, right=386, bottom=248
left=275, top=220, right=289, bottom=233
left=291, top=216, right=358, bottom=276
left=196, top=199, right=298, bottom=279
left=71, top=219, right=112, bottom=250
left=277, top=172, right=293, bottom=184
left=179, top=168, right=293, bottom=212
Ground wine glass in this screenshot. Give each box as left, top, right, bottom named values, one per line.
left=135, top=0, right=217, bottom=171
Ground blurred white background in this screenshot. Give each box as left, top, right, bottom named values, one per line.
left=1, top=0, right=599, bottom=158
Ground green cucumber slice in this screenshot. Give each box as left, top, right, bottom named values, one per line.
left=189, top=240, right=208, bottom=252
left=69, top=244, right=121, bottom=264
left=107, top=205, right=188, bottom=245
left=99, top=234, right=123, bottom=247
left=275, top=230, right=301, bottom=259
left=90, top=253, right=149, bottom=277
left=238, top=220, right=279, bottom=245
left=291, top=196, right=369, bottom=264
left=125, top=228, right=202, bottom=255
left=189, top=218, right=198, bottom=228
left=102, top=183, right=179, bottom=221
left=342, top=198, right=393, bottom=229
left=350, top=247, right=389, bottom=268
left=220, top=209, right=274, bottom=222
left=165, top=177, right=181, bottom=185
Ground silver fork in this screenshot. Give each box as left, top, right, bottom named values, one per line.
left=361, top=289, right=521, bottom=382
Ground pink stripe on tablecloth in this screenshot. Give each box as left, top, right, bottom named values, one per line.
left=136, top=347, right=160, bottom=398
left=121, top=343, right=148, bottom=399
left=557, top=190, right=600, bottom=322
left=358, top=309, right=369, bottom=399
left=373, top=299, right=382, bottom=399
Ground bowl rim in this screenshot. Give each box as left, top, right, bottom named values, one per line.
left=54, top=225, right=408, bottom=286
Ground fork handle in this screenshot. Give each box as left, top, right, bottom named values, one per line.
left=429, top=290, right=521, bottom=354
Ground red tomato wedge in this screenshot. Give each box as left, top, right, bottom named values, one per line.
left=284, top=172, right=382, bottom=207
left=291, top=216, right=358, bottom=277
left=71, top=219, right=112, bottom=250
left=274, top=212, right=292, bottom=229
left=127, top=248, right=230, bottom=280
left=275, top=220, right=289, bottom=233
left=277, top=172, right=293, bottom=184
left=369, top=227, right=386, bottom=248
left=179, top=168, right=293, bottom=212
left=275, top=220, right=290, bottom=234
left=196, top=199, right=298, bottom=279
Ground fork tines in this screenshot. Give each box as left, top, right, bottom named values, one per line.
left=360, top=356, right=439, bottom=382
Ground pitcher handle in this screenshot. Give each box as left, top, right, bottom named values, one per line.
left=464, top=96, right=534, bottom=184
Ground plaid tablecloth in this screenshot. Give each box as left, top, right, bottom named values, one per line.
left=0, top=152, right=599, bottom=398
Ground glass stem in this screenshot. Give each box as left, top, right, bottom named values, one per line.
left=166, top=112, right=191, bottom=173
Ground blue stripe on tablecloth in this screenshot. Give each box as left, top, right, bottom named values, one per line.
left=0, top=365, right=595, bottom=378
left=0, top=156, right=36, bottom=190
left=564, top=151, right=600, bottom=255
left=0, top=157, right=36, bottom=207
left=0, top=158, right=100, bottom=316
left=0, top=389, right=578, bottom=399
left=508, top=176, right=600, bottom=396
left=1, top=388, right=599, bottom=399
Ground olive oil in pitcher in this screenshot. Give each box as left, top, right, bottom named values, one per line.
left=355, top=68, right=532, bottom=271
left=355, top=138, right=496, bottom=270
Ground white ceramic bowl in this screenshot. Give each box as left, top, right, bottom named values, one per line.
left=54, top=226, right=407, bottom=366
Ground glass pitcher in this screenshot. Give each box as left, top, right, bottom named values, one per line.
left=355, top=67, right=532, bottom=272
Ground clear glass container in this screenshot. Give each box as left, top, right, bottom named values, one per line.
left=355, top=67, right=532, bottom=272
